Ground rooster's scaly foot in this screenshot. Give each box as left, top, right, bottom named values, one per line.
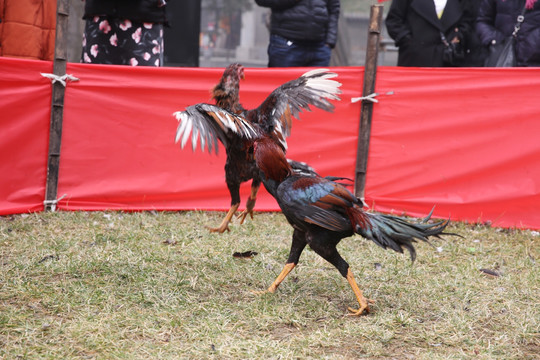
left=250, top=289, right=275, bottom=296
left=207, top=204, right=240, bottom=234
left=346, top=298, right=374, bottom=316
left=206, top=224, right=231, bottom=233
left=237, top=209, right=254, bottom=224
left=237, top=195, right=257, bottom=225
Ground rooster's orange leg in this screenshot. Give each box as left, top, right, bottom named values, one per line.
left=207, top=203, right=240, bottom=233
left=345, top=269, right=372, bottom=316
left=237, top=184, right=260, bottom=224
left=252, top=262, right=296, bottom=295
left=267, top=262, right=296, bottom=292
left=253, top=229, right=306, bottom=295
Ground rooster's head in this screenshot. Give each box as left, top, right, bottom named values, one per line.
left=212, top=63, right=244, bottom=112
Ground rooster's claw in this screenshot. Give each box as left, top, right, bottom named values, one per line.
left=250, top=289, right=269, bottom=296
left=347, top=306, right=369, bottom=316
left=206, top=225, right=231, bottom=233
left=237, top=209, right=254, bottom=224
left=346, top=298, right=374, bottom=316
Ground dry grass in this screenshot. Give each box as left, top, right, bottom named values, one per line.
left=1, top=211, right=538, bottom=359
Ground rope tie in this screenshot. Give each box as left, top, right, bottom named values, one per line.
left=351, top=91, right=394, bottom=104
left=44, top=194, right=67, bottom=212
left=41, top=73, right=79, bottom=87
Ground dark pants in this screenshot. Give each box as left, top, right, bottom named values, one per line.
left=267, top=34, right=332, bottom=67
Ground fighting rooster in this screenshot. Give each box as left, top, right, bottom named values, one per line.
left=251, top=137, right=451, bottom=315
left=174, top=65, right=341, bottom=233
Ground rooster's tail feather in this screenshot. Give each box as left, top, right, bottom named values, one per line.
left=355, top=209, right=449, bottom=262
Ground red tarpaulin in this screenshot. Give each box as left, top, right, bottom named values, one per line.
left=368, top=67, right=540, bottom=228
left=0, top=57, right=539, bottom=229
left=59, top=63, right=363, bottom=212
left=0, top=58, right=53, bottom=213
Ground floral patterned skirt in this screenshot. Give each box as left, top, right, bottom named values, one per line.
left=81, top=16, right=164, bottom=66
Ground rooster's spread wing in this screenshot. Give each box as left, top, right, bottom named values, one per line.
left=174, top=103, right=257, bottom=154
left=248, top=69, right=341, bottom=150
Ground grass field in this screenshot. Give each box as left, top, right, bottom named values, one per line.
left=1, top=211, right=538, bottom=359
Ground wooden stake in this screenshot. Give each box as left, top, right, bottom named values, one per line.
left=354, top=5, right=383, bottom=199
left=44, top=0, right=70, bottom=211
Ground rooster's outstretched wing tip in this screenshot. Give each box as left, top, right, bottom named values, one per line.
left=172, top=111, right=184, bottom=121
left=301, top=68, right=330, bottom=77
left=301, top=68, right=341, bottom=80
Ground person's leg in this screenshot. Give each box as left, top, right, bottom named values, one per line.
left=307, top=43, right=332, bottom=67
left=267, top=34, right=307, bottom=67
left=81, top=16, right=121, bottom=64
left=81, top=17, right=163, bottom=66
left=114, top=20, right=164, bottom=66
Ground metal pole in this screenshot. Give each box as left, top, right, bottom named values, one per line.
left=44, top=0, right=70, bottom=211
left=354, top=4, right=383, bottom=199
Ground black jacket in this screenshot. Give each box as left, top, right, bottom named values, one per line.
left=477, top=0, right=540, bottom=66
left=386, top=0, right=469, bottom=66
left=255, top=0, right=340, bottom=48
left=459, top=0, right=488, bottom=66
left=83, top=0, right=168, bottom=24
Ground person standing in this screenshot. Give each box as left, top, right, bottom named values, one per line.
left=476, top=0, right=540, bottom=66
left=0, top=0, right=57, bottom=61
left=81, top=0, right=169, bottom=66
left=254, top=0, right=340, bottom=67
left=461, top=0, right=489, bottom=66
left=385, top=0, right=470, bottom=67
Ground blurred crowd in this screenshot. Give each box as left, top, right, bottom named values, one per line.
left=1, top=0, right=539, bottom=67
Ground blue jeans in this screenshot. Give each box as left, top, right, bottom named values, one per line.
left=267, top=34, right=332, bottom=67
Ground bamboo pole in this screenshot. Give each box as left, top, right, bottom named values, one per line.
left=354, top=4, right=383, bottom=199
left=44, top=0, right=70, bottom=211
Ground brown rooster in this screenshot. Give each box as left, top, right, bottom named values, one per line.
left=174, top=65, right=341, bottom=233
left=251, top=137, right=451, bottom=315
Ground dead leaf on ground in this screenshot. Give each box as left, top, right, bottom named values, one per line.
left=233, top=251, right=258, bottom=259
left=479, top=268, right=502, bottom=277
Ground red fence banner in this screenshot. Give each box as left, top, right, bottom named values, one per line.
left=1, top=56, right=539, bottom=229
left=369, top=67, right=540, bottom=229
left=0, top=58, right=53, bottom=214
left=59, top=63, right=363, bottom=212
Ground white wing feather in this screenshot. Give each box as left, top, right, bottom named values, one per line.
left=173, top=103, right=257, bottom=154
left=180, top=116, right=193, bottom=149
left=173, top=69, right=340, bottom=155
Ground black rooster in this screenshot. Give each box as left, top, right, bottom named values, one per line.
left=252, top=137, right=451, bottom=315
left=174, top=65, right=341, bottom=233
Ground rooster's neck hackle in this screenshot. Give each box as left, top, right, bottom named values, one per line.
left=254, top=138, right=292, bottom=182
